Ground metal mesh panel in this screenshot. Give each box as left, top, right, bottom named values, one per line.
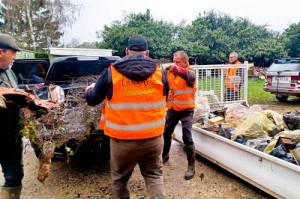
left=194, top=64, right=248, bottom=105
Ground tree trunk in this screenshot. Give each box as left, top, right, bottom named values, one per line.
left=25, top=0, right=36, bottom=51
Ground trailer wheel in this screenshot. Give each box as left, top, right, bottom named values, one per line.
left=276, top=95, right=288, bottom=101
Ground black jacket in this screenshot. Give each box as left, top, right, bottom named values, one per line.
left=86, top=54, right=169, bottom=106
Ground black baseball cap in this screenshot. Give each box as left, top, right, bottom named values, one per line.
left=127, top=35, right=148, bottom=52
left=0, top=34, right=21, bottom=52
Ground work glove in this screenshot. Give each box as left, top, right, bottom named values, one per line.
left=0, top=95, right=7, bottom=109
left=172, top=65, right=186, bottom=75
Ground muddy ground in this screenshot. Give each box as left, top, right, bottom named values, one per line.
left=1, top=99, right=299, bottom=199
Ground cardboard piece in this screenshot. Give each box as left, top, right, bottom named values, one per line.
left=209, top=116, right=225, bottom=125
left=290, top=148, right=300, bottom=166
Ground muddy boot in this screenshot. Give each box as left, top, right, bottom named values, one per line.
left=162, top=136, right=172, bottom=163
left=184, top=145, right=195, bottom=180
left=1, top=186, right=22, bottom=199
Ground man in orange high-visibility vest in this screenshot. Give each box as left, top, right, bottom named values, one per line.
left=85, top=35, right=169, bottom=199
left=225, top=52, right=243, bottom=102
left=163, top=51, right=197, bottom=180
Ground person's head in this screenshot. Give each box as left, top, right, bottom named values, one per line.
left=229, top=52, right=238, bottom=64
left=173, top=51, right=188, bottom=68
left=0, top=34, right=21, bottom=70
left=126, top=35, right=149, bottom=56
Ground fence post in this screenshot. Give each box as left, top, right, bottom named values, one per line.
left=243, top=61, right=248, bottom=102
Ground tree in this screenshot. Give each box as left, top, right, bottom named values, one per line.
left=177, top=11, right=287, bottom=65
left=0, top=0, right=81, bottom=51
left=281, top=23, right=300, bottom=57
left=97, top=9, right=177, bottom=59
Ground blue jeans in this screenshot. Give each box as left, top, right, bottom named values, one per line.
left=0, top=137, right=24, bottom=187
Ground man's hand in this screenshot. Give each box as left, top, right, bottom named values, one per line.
left=0, top=95, right=7, bottom=109
left=85, top=83, right=95, bottom=93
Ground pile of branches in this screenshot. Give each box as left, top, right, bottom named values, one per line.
left=20, top=76, right=103, bottom=182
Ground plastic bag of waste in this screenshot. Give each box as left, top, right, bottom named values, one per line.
left=231, top=111, right=274, bottom=140
left=283, top=110, right=300, bottom=130
left=225, top=103, right=248, bottom=127
left=247, top=105, right=263, bottom=119
left=269, top=145, right=297, bottom=165
left=264, top=130, right=300, bottom=153
left=234, top=135, right=246, bottom=145
left=260, top=110, right=287, bottom=130
left=193, top=96, right=210, bottom=123
left=285, top=130, right=300, bottom=143
left=218, top=127, right=235, bottom=139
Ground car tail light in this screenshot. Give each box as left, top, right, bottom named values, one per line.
left=38, top=84, right=43, bottom=88
left=268, top=83, right=272, bottom=86
left=291, top=84, right=296, bottom=87
left=266, top=76, right=272, bottom=83
left=291, top=76, right=300, bottom=83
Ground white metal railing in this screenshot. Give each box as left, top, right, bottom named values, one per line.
left=192, top=63, right=248, bottom=105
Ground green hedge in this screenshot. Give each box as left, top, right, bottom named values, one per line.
left=35, top=52, right=49, bottom=58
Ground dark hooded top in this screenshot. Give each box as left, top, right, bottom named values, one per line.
left=85, top=54, right=169, bottom=106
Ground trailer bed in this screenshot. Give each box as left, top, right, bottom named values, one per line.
left=173, top=124, right=300, bottom=199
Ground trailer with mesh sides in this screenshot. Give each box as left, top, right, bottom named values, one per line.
left=173, top=63, right=300, bottom=198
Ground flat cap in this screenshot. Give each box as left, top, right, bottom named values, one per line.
left=0, top=34, right=21, bottom=52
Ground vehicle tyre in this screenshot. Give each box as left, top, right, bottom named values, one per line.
left=276, top=95, right=288, bottom=101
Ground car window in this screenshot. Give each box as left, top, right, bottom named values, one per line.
left=268, top=60, right=300, bottom=72
left=12, top=61, right=48, bottom=84
left=51, top=60, right=114, bottom=82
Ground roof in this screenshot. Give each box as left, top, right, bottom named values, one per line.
left=49, top=47, right=113, bottom=56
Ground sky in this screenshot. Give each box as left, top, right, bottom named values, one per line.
left=62, top=0, right=300, bottom=44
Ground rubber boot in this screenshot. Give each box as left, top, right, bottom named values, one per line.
left=184, top=145, right=195, bottom=180
left=1, top=186, right=22, bottom=199
left=162, top=136, right=172, bottom=163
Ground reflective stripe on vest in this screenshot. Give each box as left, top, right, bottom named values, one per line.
left=167, top=99, right=195, bottom=105
left=105, top=100, right=165, bottom=110
left=106, top=118, right=165, bottom=131
left=166, top=65, right=197, bottom=111
left=104, top=65, right=166, bottom=140
left=173, top=89, right=196, bottom=95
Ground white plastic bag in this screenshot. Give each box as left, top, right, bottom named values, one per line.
left=225, top=103, right=248, bottom=127
left=193, top=96, right=210, bottom=123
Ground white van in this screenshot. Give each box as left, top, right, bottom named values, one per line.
left=263, top=58, right=300, bottom=101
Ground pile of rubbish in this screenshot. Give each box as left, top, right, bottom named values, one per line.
left=193, top=97, right=300, bottom=166
left=1, top=76, right=104, bottom=182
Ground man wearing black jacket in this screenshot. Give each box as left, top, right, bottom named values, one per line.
left=0, top=34, right=23, bottom=199
left=85, top=35, right=169, bottom=199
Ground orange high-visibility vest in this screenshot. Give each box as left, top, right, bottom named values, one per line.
left=104, top=65, right=166, bottom=140
left=166, top=65, right=197, bottom=111
left=225, top=61, right=242, bottom=90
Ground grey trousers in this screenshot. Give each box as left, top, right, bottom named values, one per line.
left=110, top=135, right=165, bottom=199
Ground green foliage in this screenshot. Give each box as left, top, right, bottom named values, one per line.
left=97, top=10, right=288, bottom=66
left=281, top=22, right=300, bottom=57
left=35, top=52, right=49, bottom=58
left=97, top=9, right=177, bottom=59
left=20, top=121, right=38, bottom=142
left=180, top=11, right=287, bottom=64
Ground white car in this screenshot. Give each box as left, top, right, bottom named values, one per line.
left=264, top=58, right=300, bottom=101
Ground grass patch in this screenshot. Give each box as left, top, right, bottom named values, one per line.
left=248, top=79, right=276, bottom=103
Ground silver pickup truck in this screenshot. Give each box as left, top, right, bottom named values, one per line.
left=264, top=58, right=300, bottom=101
